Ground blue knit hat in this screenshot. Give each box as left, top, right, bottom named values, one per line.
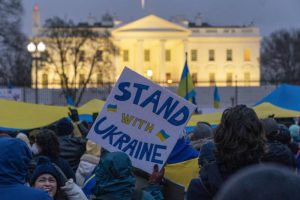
left=30, top=156, right=60, bottom=186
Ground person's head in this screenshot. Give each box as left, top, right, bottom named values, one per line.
left=214, top=105, right=265, bottom=171
left=289, top=124, right=300, bottom=142
left=0, top=137, right=32, bottom=184
left=35, top=129, right=60, bottom=159
left=30, top=156, right=60, bottom=198
left=190, top=122, right=213, bottom=141
left=261, top=118, right=279, bottom=141
left=215, top=164, right=300, bottom=200
left=277, top=124, right=292, bottom=144
left=55, top=118, right=74, bottom=136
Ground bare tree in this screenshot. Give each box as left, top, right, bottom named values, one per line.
left=38, top=17, right=117, bottom=106
left=261, top=29, right=300, bottom=84
left=0, top=0, right=31, bottom=86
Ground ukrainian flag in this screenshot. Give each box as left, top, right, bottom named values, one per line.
left=107, top=104, right=117, bottom=112
left=213, top=85, right=221, bottom=108
left=156, top=129, right=170, bottom=142
left=177, top=54, right=197, bottom=105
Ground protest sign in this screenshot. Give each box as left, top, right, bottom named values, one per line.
left=87, top=67, right=196, bottom=173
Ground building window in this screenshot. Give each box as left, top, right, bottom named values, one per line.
left=244, top=72, right=251, bottom=86
left=165, top=73, right=172, bottom=84
left=226, top=73, right=233, bottom=86
left=42, top=73, right=48, bottom=88
left=123, top=50, right=129, bottom=62
left=244, top=48, right=251, bottom=61
left=96, top=50, right=103, bottom=61
left=226, top=49, right=232, bottom=61
left=97, top=73, right=103, bottom=86
left=40, top=51, right=49, bottom=62
left=191, top=49, right=197, bottom=61
left=165, top=49, right=171, bottom=62
left=192, top=73, right=197, bottom=85
left=79, top=51, right=85, bottom=62
left=79, top=74, right=85, bottom=85
left=144, top=49, right=150, bottom=62
left=209, top=73, right=215, bottom=86
left=209, top=49, right=215, bottom=61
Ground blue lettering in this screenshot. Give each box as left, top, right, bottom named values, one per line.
left=139, top=143, right=154, bottom=161
left=134, top=141, right=143, bottom=159
left=102, top=127, right=123, bottom=145
left=114, top=82, right=131, bottom=101
left=122, top=139, right=138, bottom=156
left=151, top=145, right=167, bottom=164
left=113, top=134, right=131, bottom=150
left=140, top=90, right=161, bottom=113
left=133, top=83, right=149, bottom=105
left=156, top=97, right=179, bottom=120
left=94, top=117, right=114, bottom=135
left=168, top=106, right=190, bottom=126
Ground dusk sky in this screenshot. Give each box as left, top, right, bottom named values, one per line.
left=22, top=0, right=300, bottom=36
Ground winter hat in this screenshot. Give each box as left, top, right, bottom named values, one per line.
left=215, top=164, right=300, bottom=200
left=276, top=124, right=291, bottom=144
left=289, top=124, right=300, bottom=142
left=261, top=118, right=278, bottom=139
left=30, top=156, right=60, bottom=186
left=55, top=118, right=74, bottom=136
left=191, top=122, right=213, bottom=140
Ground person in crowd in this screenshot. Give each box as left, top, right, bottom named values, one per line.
left=91, top=151, right=164, bottom=200
left=289, top=124, right=300, bottom=143
left=189, top=122, right=213, bottom=151
left=187, top=105, right=265, bottom=200
left=215, top=164, right=300, bottom=200
left=261, top=119, right=296, bottom=169
left=277, top=124, right=299, bottom=154
left=16, top=132, right=31, bottom=149
left=31, top=156, right=88, bottom=200
left=32, top=128, right=76, bottom=181
left=76, top=140, right=101, bottom=187
left=0, top=137, right=52, bottom=200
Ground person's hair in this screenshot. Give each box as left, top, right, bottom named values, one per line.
left=36, top=129, right=60, bottom=159
left=214, top=105, right=265, bottom=172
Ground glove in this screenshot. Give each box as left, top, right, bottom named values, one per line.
left=68, top=107, right=80, bottom=122
left=148, top=164, right=164, bottom=185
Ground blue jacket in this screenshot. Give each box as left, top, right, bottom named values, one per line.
left=0, top=137, right=52, bottom=200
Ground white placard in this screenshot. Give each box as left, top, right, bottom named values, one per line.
left=87, top=67, right=196, bottom=173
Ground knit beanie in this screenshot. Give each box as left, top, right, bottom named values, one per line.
left=56, top=118, right=74, bottom=136
left=191, top=122, right=213, bottom=140
left=30, top=156, right=60, bottom=186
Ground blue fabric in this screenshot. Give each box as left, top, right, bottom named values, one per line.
left=167, top=137, right=199, bottom=164
left=255, top=84, right=300, bottom=111
left=0, top=137, right=52, bottom=200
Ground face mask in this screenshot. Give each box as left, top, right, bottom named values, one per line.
left=31, top=143, right=40, bottom=155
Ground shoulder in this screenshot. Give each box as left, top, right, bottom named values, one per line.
left=187, top=178, right=211, bottom=200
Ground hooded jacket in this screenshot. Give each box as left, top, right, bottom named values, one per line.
left=0, top=137, right=52, bottom=200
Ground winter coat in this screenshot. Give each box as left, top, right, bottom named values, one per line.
left=61, top=179, right=88, bottom=200
left=0, top=137, right=52, bottom=200
left=75, top=153, right=100, bottom=187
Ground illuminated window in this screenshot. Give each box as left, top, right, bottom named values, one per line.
left=192, top=73, right=198, bottom=85
left=244, top=72, right=250, bottom=86
left=79, top=74, right=85, bottom=85
left=226, top=49, right=232, bottom=61
left=209, top=73, right=215, bottom=86
left=244, top=48, right=251, bottom=61
left=191, top=49, right=197, bottom=61
left=144, top=49, right=150, bottom=62
left=42, top=73, right=48, bottom=88
left=123, top=50, right=129, bottom=62
left=209, top=49, right=215, bottom=61
left=165, top=49, right=171, bottom=62
left=226, top=73, right=233, bottom=86
left=96, top=50, right=103, bottom=61
left=79, top=50, right=85, bottom=61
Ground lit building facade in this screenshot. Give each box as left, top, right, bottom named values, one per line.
left=32, top=8, right=260, bottom=88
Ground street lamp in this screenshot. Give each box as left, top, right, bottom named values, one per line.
left=27, top=41, right=46, bottom=104
left=146, top=69, right=153, bottom=80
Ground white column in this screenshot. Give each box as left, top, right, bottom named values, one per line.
left=136, top=39, right=143, bottom=75
left=114, top=39, right=121, bottom=80
left=160, top=39, right=166, bottom=84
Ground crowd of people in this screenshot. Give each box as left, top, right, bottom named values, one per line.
left=1, top=105, right=300, bottom=199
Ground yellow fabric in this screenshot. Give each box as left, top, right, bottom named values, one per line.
left=164, top=158, right=199, bottom=190
left=78, top=99, right=105, bottom=115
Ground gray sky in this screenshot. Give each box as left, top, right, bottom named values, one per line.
left=22, top=0, right=300, bottom=36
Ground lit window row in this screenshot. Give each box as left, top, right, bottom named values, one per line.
left=191, top=49, right=252, bottom=62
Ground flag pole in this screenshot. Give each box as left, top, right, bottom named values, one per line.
left=185, top=52, right=188, bottom=101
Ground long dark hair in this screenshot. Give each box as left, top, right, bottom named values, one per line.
left=214, top=105, right=265, bottom=172
left=36, top=129, right=60, bottom=160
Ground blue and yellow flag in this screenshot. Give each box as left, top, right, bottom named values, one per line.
left=66, top=95, right=75, bottom=107
left=213, top=85, right=221, bottom=108
left=177, top=54, right=197, bottom=105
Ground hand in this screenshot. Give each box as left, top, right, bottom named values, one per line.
left=148, top=164, right=164, bottom=185
left=68, top=107, right=79, bottom=122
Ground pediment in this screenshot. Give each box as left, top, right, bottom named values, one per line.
left=112, top=15, right=190, bottom=34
